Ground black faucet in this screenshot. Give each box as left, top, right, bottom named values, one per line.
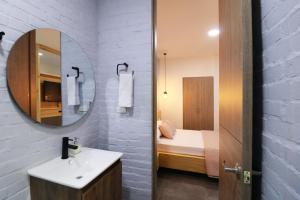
left=61, top=137, right=78, bottom=159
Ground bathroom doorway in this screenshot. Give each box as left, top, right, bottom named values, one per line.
left=152, top=0, right=254, bottom=200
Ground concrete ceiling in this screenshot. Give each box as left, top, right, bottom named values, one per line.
left=157, top=0, right=219, bottom=59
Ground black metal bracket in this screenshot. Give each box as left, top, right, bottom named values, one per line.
left=117, top=62, right=134, bottom=77
left=0, top=32, right=5, bottom=41
left=117, top=63, right=128, bottom=76
left=67, top=66, right=80, bottom=78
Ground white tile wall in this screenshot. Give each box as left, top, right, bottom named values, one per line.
left=261, top=0, right=300, bottom=199
left=0, top=0, right=99, bottom=199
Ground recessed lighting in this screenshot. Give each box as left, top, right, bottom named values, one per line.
left=208, top=28, right=220, bottom=37
left=38, top=52, right=43, bottom=56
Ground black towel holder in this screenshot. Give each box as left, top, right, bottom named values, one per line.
left=0, top=32, right=5, bottom=41
left=117, top=63, right=134, bottom=76
left=67, top=66, right=80, bottom=78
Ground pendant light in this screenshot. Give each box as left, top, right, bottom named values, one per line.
left=163, top=52, right=168, bottom=98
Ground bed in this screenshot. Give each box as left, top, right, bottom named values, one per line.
left=157, top=128, right=219, bottom=177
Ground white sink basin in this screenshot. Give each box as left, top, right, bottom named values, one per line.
left=28, top=147, right=123, bottom=189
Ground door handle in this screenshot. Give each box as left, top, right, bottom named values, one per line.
left=224, top=163, right=242, bottom=175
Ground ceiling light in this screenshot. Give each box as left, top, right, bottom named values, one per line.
left=208, top=28, right=220, bottom=37
left=38, top=52, right=43, bottom=56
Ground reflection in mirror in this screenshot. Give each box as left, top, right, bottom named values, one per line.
left=7, top=29, right=95, bottom=127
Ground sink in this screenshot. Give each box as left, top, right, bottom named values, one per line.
left=28, top=147, right=123, bottom=189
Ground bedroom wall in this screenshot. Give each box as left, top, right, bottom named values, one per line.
left=260, top=0, right=300, bottom=199
left=157, top=56, right=219, bottom=131
left=0, top=1, right=99, bottom=199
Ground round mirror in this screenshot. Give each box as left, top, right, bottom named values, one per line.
left=7, top=28, right=95, bottom=126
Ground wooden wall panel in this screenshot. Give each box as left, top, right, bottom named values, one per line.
left=183, top=77, right=214, bottom=130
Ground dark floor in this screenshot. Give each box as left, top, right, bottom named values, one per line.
left=157, top=168, right=219, bottom=200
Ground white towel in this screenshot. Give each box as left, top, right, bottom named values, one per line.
left=67, top=76, right=80, bottom=106
left=118, top=73, right=133, bottom=108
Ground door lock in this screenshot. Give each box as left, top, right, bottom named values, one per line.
left=223, top=163, right=242, bottom=175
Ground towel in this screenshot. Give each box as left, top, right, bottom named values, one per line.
left=118, top=73, right=133, bottom=108
left=67, top=76, right=80, bottom=106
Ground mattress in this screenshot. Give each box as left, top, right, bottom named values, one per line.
left=157, top=129, right=205, bottom=157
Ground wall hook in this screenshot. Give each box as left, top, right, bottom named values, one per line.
left=0, top=32, right=5, bottom=41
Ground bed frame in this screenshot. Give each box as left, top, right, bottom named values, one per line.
left=157, top=151, right=206, bottom=174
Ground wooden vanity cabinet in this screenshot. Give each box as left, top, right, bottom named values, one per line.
left=30, top=161, right=122, bottom=200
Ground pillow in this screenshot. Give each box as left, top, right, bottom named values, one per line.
left=157, top=121, right=162, bottom=139
left=165, top=120, right=176, bottom=134
left=159, top=121, right=175, bottom=139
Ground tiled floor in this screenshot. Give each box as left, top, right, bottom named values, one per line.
left=157, top=168, right=219, bottom=200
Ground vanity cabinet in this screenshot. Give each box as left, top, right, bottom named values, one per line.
left=30, top=161, right=122, bottom=200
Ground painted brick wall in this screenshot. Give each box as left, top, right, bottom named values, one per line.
left=96, top=0, right=153, bottom=199
left=0, top=0, right=99, bottom=199
left=261, top=0, right=300, bottom=199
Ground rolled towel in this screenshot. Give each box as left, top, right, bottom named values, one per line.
left=67, top=76, right=80, bottom=105
left=118, top=73, right=133, bottom=108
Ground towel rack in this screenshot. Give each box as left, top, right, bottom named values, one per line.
left=67, top=66, right=80, bottom=78
left=117, top=63, right=134, bottom=76
left=0, top=32, right=5, bottom=41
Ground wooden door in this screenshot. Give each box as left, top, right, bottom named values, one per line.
left=29, top=31, right=38, bottom=121
left=7, top=33, right=31, bottom=116
left=7, top=31, right=37, bottom=119
left=183, top=77, right=214, bottom=130
left=219, top=0, right=253, bottom=199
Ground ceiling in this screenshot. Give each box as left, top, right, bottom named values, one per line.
left=157, top=0, right=219, bottom=59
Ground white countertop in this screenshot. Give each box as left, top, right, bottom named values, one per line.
left=28, top=147, right=123, bottom=189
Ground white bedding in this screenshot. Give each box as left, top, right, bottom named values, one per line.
left=157, top=129, right=206, bottom=157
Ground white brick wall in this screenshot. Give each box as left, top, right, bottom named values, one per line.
left=7, top=0, right=300, bottom=200
left=96, top=0, right=153, bottom=199
left=0, top=0, right=99, bottom=199
left=261, top=0, right=300, bottom=199
left=0, top=0, right=153, bottom=199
